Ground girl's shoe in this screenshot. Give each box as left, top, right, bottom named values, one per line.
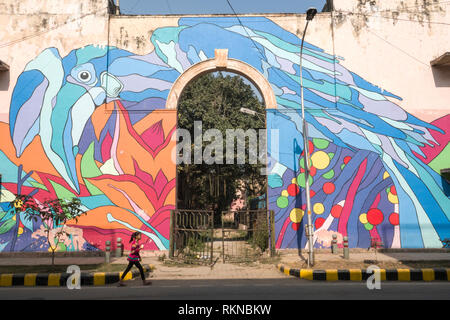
left=143, top=280, right=152, bottom=286
left=118, top=281, right=126, bottom=287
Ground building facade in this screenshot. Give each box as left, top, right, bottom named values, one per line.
left=0, top=0, right=449, bottom=252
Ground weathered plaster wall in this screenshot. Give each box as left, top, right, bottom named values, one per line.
left=332, top=0, right=450, bottom=122
left=0, top=0, right=109, bottom=122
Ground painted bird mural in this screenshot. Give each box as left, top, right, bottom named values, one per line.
left=7, top=17, right=450, bottom=248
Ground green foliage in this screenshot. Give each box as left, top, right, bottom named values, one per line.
left=177, top=72, right=266, bottom=220
left=18, top=196, right=86, bottom=266
left=186, top=236, right=206, bottom=253
left=249, top=218, right=269, bottom=253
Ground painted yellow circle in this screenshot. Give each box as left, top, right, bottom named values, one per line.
left=281, top=190, right=289, bottom=197
left=388, top=192, right=399, bottom=204
left=18, top=227, right=24, bottom=235
left=359, top=213, right=368, bottom=224
left=313, top=203, right=325, bottom=215
left=290, top=208, right=304, bottom=223
left=383, top=171, right=390, bottom=180
left=311, top=151, right=330, bottom=170
left=291, top=178, right=297, bottom=184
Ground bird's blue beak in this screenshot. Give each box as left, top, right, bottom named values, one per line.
left=100, top=71, right=123, bottom=98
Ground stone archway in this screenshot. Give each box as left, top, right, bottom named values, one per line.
left=165, top=49, right=277, bottom=110
left=169, top=49, right=274, bottom=213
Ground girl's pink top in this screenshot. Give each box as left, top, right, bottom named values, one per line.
left=127, top=240, right=141, bottom=261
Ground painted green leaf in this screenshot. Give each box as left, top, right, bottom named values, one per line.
left=313, top=138, right=330, bottom=149
left=322, top=169, right=335, bottom=179
left=80, top=142, right=104, bottom=196
left=80, top=142, right=103, bottom=179
left=29, top=181, right=48, bottom=191
left=0, top=219, right=16, bottom=235
left=49, top=181, right=77, bottom=200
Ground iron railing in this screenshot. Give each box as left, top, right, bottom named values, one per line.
left=169, top=209, right=275, bottom=265
left=169, top=209, right=214, bottom=264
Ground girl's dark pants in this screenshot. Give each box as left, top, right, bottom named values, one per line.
left=121, top=260, right=146, bottom=281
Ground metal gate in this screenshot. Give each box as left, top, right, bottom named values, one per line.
left=221, top=209, right=275, bottom=263
left=169, top=209, right=275, bottom=264
left=169, top=209, right=215, bottom=264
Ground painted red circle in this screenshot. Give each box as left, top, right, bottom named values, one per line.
left=330, top=204, right=343, bottom=218
left=310, top=190, right=316, bottom=198
left=309, top=166, right=317, bottom=176
left=315, top=217, right=325, bottom=229
left=323, top=182, right=335, bottom=194
left=287, top=183, right=300, bottom=196
left=367, top=208, right=384, bottom=225
left=300, top=141, right=315, bottom=156
left=308, top=140, right=314, bottom=154
left=343, top=156, right=352, bottom=164
left=390, top=185, right=397, bottom=195
left=389, top=213, right=399, bottom=226
left=292, top=223, right=300, bottom=231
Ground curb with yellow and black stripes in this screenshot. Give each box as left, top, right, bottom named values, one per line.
left=277, top=264, right=450, bottom=281
left=0, top=264, right=154, bottom=287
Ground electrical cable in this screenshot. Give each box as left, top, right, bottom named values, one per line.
left=363, top=27, right=431, bottom=67
left=224, top=0, right=305, bottom=104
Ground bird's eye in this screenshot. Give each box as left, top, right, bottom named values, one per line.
left=78, top=71, right=92, bottom=83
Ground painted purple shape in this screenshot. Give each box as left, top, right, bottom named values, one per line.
left=175, top=43, right=192, bottom=71
left=334, top=62, right=356, bottom=86
left=302, top=54, right=338, bottom=77
left=378, top=134, right=408, bottom=167
left=121, top=97, right=166, bottom=111
left=119, top=74, right=173, bottom=92
left=315, top=116, right=364, bottom=135
left=130, top=51, right=170, bottom=68
left=281, top=86, right=296, bottom=95
left=358, top=94, right=407, bottom=121
left=275, top=56, right=295, bottom=74
left=13, top=78, right=48, bottom=153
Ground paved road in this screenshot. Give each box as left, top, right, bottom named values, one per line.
left=0, top=278, right=449, bottom=300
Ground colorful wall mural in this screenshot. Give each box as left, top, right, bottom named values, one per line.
left=0, top=17, right=448, bottom=252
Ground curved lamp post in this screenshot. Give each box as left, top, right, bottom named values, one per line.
left=300, top=7, right=317, bottom=267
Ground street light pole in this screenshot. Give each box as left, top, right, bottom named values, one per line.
left=239, top=107, right=264, bottom=122
left=300, top=7, right=317, bottom=268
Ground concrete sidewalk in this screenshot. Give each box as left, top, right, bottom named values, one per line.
left=0, top=249, right=449, bottom=283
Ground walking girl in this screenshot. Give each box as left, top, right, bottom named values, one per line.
left=118, top=231, right=152, bottom=286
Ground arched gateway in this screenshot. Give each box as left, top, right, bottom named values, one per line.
left=165, top=49, right=277, bottom=110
